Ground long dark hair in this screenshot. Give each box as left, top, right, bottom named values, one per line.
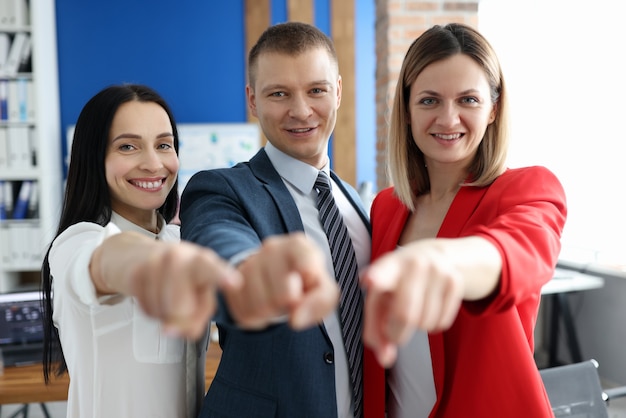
left=41, top=84, right=180, bottom=382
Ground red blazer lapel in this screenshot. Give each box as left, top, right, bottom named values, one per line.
left=428, top=185, right=489, bottom=417
left=366, top=186, right=489, bottom=418
left=371, top=198, right=409, bottom=258
left=365, top=193, right=409, bottom=418
left=438, top=185, right=489, bottom=238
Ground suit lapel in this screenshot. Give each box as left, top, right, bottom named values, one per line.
left=248, top=149, right=305, bottom=233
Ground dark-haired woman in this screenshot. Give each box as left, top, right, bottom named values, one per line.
left=41, top=84, right=239, bottom=418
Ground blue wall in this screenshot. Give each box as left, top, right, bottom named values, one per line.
left=355, top=0, right=376, bottom=189
left=55, top=1, right=376, bottom=188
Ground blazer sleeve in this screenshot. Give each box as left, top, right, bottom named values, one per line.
left=463, top=165, right=567, bottom=314
left=179, top=168, right=265, bottom=325
left=180, top=168, right=262, bottom=260
left=179, top=160, right=305, bottom=325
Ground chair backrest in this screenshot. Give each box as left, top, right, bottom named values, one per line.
left=540, top=360, right=608, bottom=418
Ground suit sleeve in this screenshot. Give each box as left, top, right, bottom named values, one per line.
left=180, top=169, right=262, bottom=260
left=180, top=169, right=262, bottom=325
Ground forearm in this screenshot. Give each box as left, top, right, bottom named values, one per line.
left=402, top=236, right=502, bottom=301
left=89, top=231, right=162, bottom=296
left=362, top=235, right=503, bottom=365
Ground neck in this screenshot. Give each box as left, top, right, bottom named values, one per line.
left=149, top=214, right=161, bottom=235
left=425, top=161, right=468, bottom=201
left=120, top=210, right=160, bottom=234
left=427, top=174, right=465, bottom=202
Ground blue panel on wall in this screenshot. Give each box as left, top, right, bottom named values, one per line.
left=271, top=1, right=287, bottom=24
left=55, top=0, right=247, bottom=170
left=355, top=0, right=377, bottom=189
left=55, top=0, right=375, bottom=187
left=314, top=0, right=330, bottom=35
left=314, top=0, right=332, bottom=164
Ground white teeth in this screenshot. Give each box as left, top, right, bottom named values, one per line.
left=436, top=133, right=461, bottom=140
left=132, top=180, right=162, bottom=189
left=291, top=128, right=311, bottom=133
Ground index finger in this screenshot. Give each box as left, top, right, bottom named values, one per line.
left=360, top=251, right=403, bottom=292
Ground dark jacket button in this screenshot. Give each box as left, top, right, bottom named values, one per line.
left=324, top=352, right=334, bottom=364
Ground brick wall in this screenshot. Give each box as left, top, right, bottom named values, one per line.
left=374, top=0, right=479, bottom=191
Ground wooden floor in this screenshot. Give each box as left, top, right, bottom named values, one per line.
left=204, top=341, right=222, bottom=390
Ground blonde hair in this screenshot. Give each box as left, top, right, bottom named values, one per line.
left=388, top=23, right=509, bottom=211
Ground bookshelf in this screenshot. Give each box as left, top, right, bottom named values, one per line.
left=0, top=0, right=61, bottom=293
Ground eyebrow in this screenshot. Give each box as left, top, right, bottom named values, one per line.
left=260, top=80, right=333, bottom=95
left=416, top=88, right=481, bottom=96
left=111, top=132, right=174, bottom=142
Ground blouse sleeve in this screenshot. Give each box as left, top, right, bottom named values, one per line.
left=49, top=221, right=122, bottom=308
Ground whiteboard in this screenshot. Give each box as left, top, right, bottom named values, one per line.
left=177, top=123, right=260, bottom=193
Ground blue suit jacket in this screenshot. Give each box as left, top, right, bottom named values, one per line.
left=180, top=149, right=370, bottom=418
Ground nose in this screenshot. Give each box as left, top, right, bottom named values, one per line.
left=436, top=102, right=461, bottom=126
left=288, top=93, right=313, bottom=120
left=139, top=148, right=164, bottom=172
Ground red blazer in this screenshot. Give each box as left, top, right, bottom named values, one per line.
left=364, top=166, right=567, bottom=418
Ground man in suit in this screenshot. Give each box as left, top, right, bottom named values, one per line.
left=180, top=21, right=371, bottom=418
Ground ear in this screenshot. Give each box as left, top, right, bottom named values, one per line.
left=336, top=75, right=342, bottom=109
left=246, top=84, right=258, bottom=117
left=488, top=102, right=497, bottom=124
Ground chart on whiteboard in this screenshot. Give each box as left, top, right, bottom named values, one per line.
left=177, top=123, right=260, bottom=193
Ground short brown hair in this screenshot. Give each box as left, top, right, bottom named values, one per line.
left=247, top=21, right=338, bottom=87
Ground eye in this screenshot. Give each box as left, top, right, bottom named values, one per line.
left=310, top=87, right=326, bottom=94
left=270, top=91, right=286, bottom=97
left=158, top=142, right=173, bottom=150
left=419, top=97, right=437, bottom=106
left=118, top=144, right=135, bottom=151
left=461, top=96, right=479, bottom=104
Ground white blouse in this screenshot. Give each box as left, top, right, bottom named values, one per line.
left=50, top=212, right=198, bottom=418
left=387, top=246, right=437, bottom=418
left=387, top=330, right=437, bottom=418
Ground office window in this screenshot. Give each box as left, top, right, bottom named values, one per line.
left=479, top=0, right=626, bottom=273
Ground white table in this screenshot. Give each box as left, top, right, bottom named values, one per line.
left=542, top=268, right=605, bottom=295
left=541, top=268, right=605, bottom=366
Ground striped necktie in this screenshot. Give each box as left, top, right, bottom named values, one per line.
left=315, top=171, right=364, bottom=418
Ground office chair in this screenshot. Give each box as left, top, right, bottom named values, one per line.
left=0, top=403, right=51, bottom=418
left=540, top=359, right=626, bottom=417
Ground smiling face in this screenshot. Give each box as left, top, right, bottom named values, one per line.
left=246, top=47, right=342, bottom=169
left=105, top=100, right=179, bottom=229
left=408, top=53, right=496, bottom=170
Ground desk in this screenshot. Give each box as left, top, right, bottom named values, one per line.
left=0, top=365, right=69, bottom=405
left=0, top=343, right=222, bottom=410
left=541, top=268, right=605, bottom=367
left=0, top=363, right=69, bottom=418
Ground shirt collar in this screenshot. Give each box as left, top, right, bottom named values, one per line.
left=264, top=142, right=330, bottom=194
left=110, top=211, right=164, bottom=240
